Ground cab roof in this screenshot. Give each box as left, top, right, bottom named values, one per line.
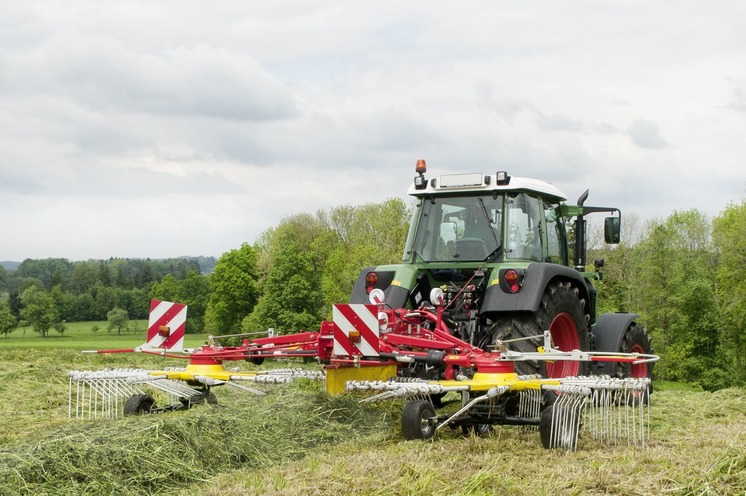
left=407, top=171, right=567, bottom=202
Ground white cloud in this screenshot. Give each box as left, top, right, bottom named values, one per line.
left=628, top=120, right=669, bottom=150
left=1, top=1, right=746, bottom=260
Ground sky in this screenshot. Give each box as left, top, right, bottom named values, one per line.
left=1, top=1, right=745, bottom=261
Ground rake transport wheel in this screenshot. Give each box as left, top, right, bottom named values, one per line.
left=461, top=423, right=493, bottom=437
left=123, top=394, right=155, bottom=416
left=244, top=346, right=265, bottom=366
left=179, top=390, right=219, bottom=409
left=402, top=400, right=437, bottom=440
left=486, top=281, right=590, bottom=377
left=539, top=403, right=581, bottom=450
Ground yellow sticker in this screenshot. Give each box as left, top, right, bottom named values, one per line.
left=491, top=279, right=499, bottom=286
left=391, top=280, right=401, bottom=286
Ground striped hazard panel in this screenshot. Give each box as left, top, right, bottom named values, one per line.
left=143, top=300, right=187, bottom=352
left=332, top=304, right=380, bottom=357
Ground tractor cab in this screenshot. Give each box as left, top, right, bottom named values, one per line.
left=403, top=160, right=569, bottom=267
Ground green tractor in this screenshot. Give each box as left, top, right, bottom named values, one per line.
left=350, top=160, right=653, bottom=382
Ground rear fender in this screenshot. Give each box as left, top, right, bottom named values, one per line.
left=349, top=265, right=418, bottom=308
left=481, top=263, right=590, bottom=315
left=591, top=312, right=639, bottom=375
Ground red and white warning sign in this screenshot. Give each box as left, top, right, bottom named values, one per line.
left=332, top=304, right=380, bottom=357
left=142, top=300, right=187, bottom=352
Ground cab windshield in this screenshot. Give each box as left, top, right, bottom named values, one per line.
left=409, top=194, right=503, bottom=262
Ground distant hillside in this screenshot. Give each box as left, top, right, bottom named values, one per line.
left=1, top=261, right=20, bottom=271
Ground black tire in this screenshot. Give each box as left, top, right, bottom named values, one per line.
left=245, top=347, right=265, bottom=365
left=615, top=322, right=654, bottom=403
left=486, top=281, right=590, bottom=377
left=461, top=423, right=493, bottom=437
left=401, top=400, right=437, bottom=440
left=539, top=403, right=581, bottom=450
left=124, top=394, right=155, bottom=416
left=180, top=390, right=218, bottom=408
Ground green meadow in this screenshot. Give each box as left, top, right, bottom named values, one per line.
left=0, top=327, right=744, bottom=495
left=1, top=320, right=206, bottom=349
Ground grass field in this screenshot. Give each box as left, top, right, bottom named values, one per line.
left=1, top=320, right=207, bottom=349
left=0, top=336, right=744, bottom=495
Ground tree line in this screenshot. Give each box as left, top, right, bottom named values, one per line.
left=1, top=198, right=744, bottom=391
left=0, top=257, right=214, bottom=336
left=590, top=203, right=746, bottom=390
left=0, top=201, right=409, bottom=340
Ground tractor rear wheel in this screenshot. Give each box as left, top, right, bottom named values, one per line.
left=486, top=281, right=590, bottom=378
left=123, top=394, right=155, bottom=416
left=401, top=400, right=437, bottom=440
left=616, top=322, right=654, bottom=403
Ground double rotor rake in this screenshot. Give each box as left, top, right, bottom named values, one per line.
left=68, top=298, right=657, bottom=451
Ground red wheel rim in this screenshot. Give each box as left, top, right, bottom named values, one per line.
left=629, top=343, right=648, bottom=378
left=545, top=312, right=580, bottom=378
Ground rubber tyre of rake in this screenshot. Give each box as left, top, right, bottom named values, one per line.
left=461, top=423, right=493, bottom=437
left=485, top=281, right=591, bottom=378
left=539, top=403, right=581, bottom=450
left=123, top=394, right=155, bottom=416
left=401, top=400, right=437, bottom=440
left=180, top=390, right=218, bottom=408
left=244, top=347, right=265, bottom=366
left=615, top=322, right=654, bottom=404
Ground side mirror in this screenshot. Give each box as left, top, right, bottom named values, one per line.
left=604, top=217, right=621, bottom=244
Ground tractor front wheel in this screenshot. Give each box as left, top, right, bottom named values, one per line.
left=401, top=400, right=437, bottom=440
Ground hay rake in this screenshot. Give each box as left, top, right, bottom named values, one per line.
left=70, top=298, right=658, bottom=451
left=347, top=374, right=651, bottom=450
left=68, top=367, right=325, bottom=418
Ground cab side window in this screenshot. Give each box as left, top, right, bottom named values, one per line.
left=543, top=201, right=566, bottom=264
left=506, top=193, right=542, bottom=261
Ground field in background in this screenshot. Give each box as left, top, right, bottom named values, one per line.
left=0, top=348, right=743, bottom=494
left=1, top=320, right=207, bottom=349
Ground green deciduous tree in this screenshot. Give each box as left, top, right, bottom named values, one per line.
left=205, top=243, right=260, bottom=334
left=107, top=307, right=130, bottom=334
left=635, top=210, right=720, bottom=388
left=244, top=214, right=326, bottom=333
left=0, top=303, right=17, bottom=338
left=20, top=285, right=59, bottom=338
left=713, top=200, right=746, bottom=385
left=319, top=198, right=410, bottom=312
left=590, top=213, right=646, bottom=315
left=242, top=199, right=411, bottom=334
left=54, top=320, right=67, bottom=337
